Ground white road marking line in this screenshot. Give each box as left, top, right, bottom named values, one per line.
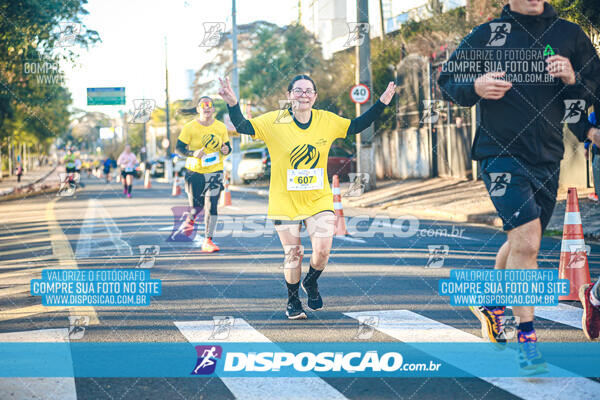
left=344, top=309, right=600, bottom=400
left=174, top=319, right=348, bottom=400
left=0, top=329, right=76, bottom=400
left=46, top=199, right=98, bottom=324
left=334, top=235, right=366, bottom=244
left=508, top=304, right=582, bottom=330
left=75, top=199, right=132, bottom=259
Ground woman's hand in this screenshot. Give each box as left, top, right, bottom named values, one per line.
left=220, top=143, right=230, bottom=155
left=218, top=77, right=238, bottom=106
left=379, top=81, right=396, bottom=105
left=193, top=149, right=205, bottom=159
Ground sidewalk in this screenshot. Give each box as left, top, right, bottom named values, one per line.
left=343, top=178, right=600, bottom=241
left=0, top=165, right=60, bottom=199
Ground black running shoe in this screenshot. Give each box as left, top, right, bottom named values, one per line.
left=301, top=280, right=323, bottom=311
left=286, top=298, right=307, bottom=320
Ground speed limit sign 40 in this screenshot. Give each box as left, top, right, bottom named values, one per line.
left=350, top=84, right=370, bottom=104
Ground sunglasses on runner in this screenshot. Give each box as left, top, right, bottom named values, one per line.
left=199, top=102, right=213, bottom=109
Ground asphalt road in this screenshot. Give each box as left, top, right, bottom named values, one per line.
left=0, top=174, right=599, bottom=400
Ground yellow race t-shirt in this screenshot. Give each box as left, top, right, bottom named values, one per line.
left=178, top=119, right=229, bottom=174
left=250, top=109, right=351, bottom=220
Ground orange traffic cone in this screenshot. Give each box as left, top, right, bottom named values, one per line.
left=558, top=187, right=591, bottom=301
left=172, top=175, right=181, bottom=196
left=144, top=169, right=152, bottom=189
left=220, top=171, right=232, bottom=206
left=332, top=175, right=348, bottom=236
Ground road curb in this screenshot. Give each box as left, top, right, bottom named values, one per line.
left=0, top=166, right=59, bottom=202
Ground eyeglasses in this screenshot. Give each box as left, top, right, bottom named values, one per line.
left=291, top=88, right=316, bottom=97
left=199, top=102, right=213, bottom=109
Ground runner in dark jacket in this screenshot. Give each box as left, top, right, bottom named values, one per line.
left=438, top=0, right=600, bottom=375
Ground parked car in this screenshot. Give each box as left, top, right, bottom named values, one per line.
left=327, top=146, right=356, bottom=181
left=147, top=157, right=186, bottom=178
left=238, top=148, right=270, bottom=184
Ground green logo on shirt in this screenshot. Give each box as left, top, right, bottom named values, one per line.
left=543, top=45, right=555, bottom=57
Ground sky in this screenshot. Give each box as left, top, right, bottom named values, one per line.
left=63, top=0, right=299, bottom=118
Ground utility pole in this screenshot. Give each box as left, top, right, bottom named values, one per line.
left=356, top=0, right=376, bottom=191
left=231, top=0, right=242, bottom=184
left=378, top=0, right=386, bottom=39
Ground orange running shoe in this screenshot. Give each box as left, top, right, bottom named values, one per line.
left=182, top=218, right=195, bottom=237
left=202, top=238, right=220, bottom=253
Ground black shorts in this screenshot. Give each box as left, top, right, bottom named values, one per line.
left=481, top=156, right=559, bottom=232
left=121, top=170, right=136, bottom=178
left=66, top=167, right=77, bottom=173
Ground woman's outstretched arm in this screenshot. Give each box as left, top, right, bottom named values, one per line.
left=227, top=103, right=255, bottom=136
left=218, top=77, right=255, bottom=136
left=347, top=81, right=396, bottom=135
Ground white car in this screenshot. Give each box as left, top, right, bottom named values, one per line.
left=238, top=148, right=270, bottom=184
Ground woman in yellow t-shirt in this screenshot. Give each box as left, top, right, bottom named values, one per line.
left=219, top=75, right=396, bottom=319
left=175, top=96, right=231, bottom=252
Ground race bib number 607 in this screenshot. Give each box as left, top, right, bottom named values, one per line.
left=287, top=168, right=324, bottom=191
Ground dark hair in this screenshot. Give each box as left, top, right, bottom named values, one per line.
left=287, top=75, right=317, bottom=93
left=178, top=96, right=214, bottom=115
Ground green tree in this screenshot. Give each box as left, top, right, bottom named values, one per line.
left=550, top=0, right=600, bottom=33
left=0, top=0, right=99, bottom=161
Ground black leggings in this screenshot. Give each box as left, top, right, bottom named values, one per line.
left=184, top=169, right=223, bottom=219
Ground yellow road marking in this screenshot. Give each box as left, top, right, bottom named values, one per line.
left=0, top=198, right=99, bottom=324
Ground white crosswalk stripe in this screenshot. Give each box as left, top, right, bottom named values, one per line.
left=344, top=309, right=600, bottom=400
left=174, top=319, right=348, bottom=400
left=0, top=329, right=76, bottom=400
left=508, top=304, right=583, bottom=330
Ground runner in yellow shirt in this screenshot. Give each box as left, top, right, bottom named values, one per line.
left=219, top=75, right=396, bottom=319
left=176, top=96, right=231, bottom=252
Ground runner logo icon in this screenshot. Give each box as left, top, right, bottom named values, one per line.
left=192, top=345, right=223, bottom=375
left=486, top=22, right=511, bottom=47
left=354, top=315, right=379, bottom=340
left=199, top=22, right=225, bottom=47
left=420, top=100, right=444, bottom=124
left=488, top=173, right=511, bottom=197
left=426, top=245, right=449, bottom=268
left=343, top=23, right=370, bottom=47
left=562, top=100, right=586, bottom=123
left=209, top=316, right=235, bottom=340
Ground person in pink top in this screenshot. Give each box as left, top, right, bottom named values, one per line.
left=117, top=145, right=138, bottom=198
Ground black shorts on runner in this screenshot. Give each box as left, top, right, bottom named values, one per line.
left=480, top=156, right=559, bottom=232
left=66, top=167, right=77, bottom=174
left=121, top=170, right=136, bottom=178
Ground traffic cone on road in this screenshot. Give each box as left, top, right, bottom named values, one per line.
left=144, top=169, right=152, bottom=189
left=220, top=171, right=232, bottom=206
left=558, top=187, right=591, bottom=301
left=332, top=175, right=348, bottom=236
left=172, top=175, right=181, bottom=196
